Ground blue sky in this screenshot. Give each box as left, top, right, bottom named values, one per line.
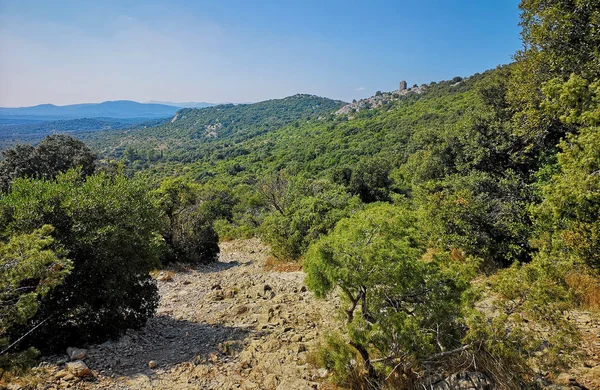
left=0, top=0, right=522, bottom=106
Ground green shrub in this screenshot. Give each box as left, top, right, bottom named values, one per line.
left=152, top=177, right=220, bottom=264
left=415, top=170, right=533, bottom=266
left=260, top=178, right=360, bottom=260
left=0, top=170, right=161, bottom=350
left=463, top=254, right=578, bottom=387
left=304, top=204, right=478, bottom=384
left=311, top=333, right=372, bottom=389
left=0, top=226, right=72, bottom=373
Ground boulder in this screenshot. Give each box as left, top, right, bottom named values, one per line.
left=65, top=360, right=92, bottom=377
left=66, top=347, right=87, bottom=361
left=427, top=372, right=494, bottom=389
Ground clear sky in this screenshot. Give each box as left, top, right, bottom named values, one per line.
left=0, top=0, right=522, bottom=107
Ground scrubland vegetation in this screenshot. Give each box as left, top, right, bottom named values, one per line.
left=2, top=1, right=600, bottom=388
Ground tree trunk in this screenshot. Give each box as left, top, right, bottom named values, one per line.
left=349, top=341, right=379, bottom=388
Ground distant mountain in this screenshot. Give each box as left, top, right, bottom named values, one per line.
left=0, top=100, right=180, bottom=120
left=146, top=101, right=217, bottom=109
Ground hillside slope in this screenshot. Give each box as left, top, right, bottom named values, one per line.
left=80, top=74, right=483, bottom=180
left=82, top=94, right=345, bottom=168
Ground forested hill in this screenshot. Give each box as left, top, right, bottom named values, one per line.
left=84, top=94, right=345, bottom=164
left=84, top=72, right=482, bottom=179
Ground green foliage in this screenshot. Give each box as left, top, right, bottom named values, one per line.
left=416, top=171, right=533, bottom=266
left=312, top=333, right=369, bottom=389
left=152, top=177, right=220, bottom=264
left=508, top=0, right=600, bottom=155
left=542, top=74, right=600, bottom=127
left=0, top=226, right=72, bottom=372
left=518, top=0, right=600, bottom=81
left=260, top=177, right=361, bottom=260
left=533, top=127, right=600, bottom=269
left=305, top=204, right=478, bottom=382
left=0, top=135, right=96, bottom=192
left=334, top=157, right=393, bottom=203
left=464, top=255, right=578, bottom=386
left=83, top=94, right=344, bottom=168
left=532, top=62, right=600, bottom=271
left=0, top=170, right=161, bottom=349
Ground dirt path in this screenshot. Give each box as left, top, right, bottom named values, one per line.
left=41, top=239, right=343, bottom=390
left=10, top=239, right=600, bottom=389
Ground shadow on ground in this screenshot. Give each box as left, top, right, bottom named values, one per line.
left=193, top=260, right=244, bottom=274
left=85, top=316, right=252, bottom=377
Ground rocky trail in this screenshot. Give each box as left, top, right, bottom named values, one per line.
left=7, top=239, right=600, bottom=390
left=29, top=239, right=342, bottom=390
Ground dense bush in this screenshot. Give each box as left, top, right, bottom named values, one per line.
left=0, top=170, right=161, bottom=349
left=332, top=157, right=393, bottom=203
left=304, top=204, right=478, bottom=385
left=416, top=170, right=533, bottom=266
left=0, top=135, right=96, bottom=192
left=260, top=176, right=361, bottom=260
left=152, top=177, right=220, bottom=264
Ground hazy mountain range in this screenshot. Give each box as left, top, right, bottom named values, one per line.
left=0, top=100, right=198, bottom=120
left=146, top=101, right=216, bottom=109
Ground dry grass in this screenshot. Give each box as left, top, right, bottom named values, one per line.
left=218, top=235, right=235, bottom=243
left=0, top=366, right=54, bottom=389
left=149, top=269, right=176, bottom=281
left=565, top=270, right=600, bottom=310
left=264, top=256, right=303, bottom=272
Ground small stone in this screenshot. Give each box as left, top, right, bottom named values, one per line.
left=148, top=360, right=158, bottom=369
left=239, top=350, right=253, bottom=368
left=555, top=372, right=573, bottom=384
left=65, top=360, right=92, bottom=377
left=207, top=290, right=225, bottom=301
left=55, top=369, right=69, bottom=379
left=241, top=380, right=260, bottom=389
left=66, top=347, right=87, bottom=361
left=263, top=374, right=278, bottom=390
left=297, top=343, right=307, bottom=353
left=234, top=305, right=248, bottom=315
